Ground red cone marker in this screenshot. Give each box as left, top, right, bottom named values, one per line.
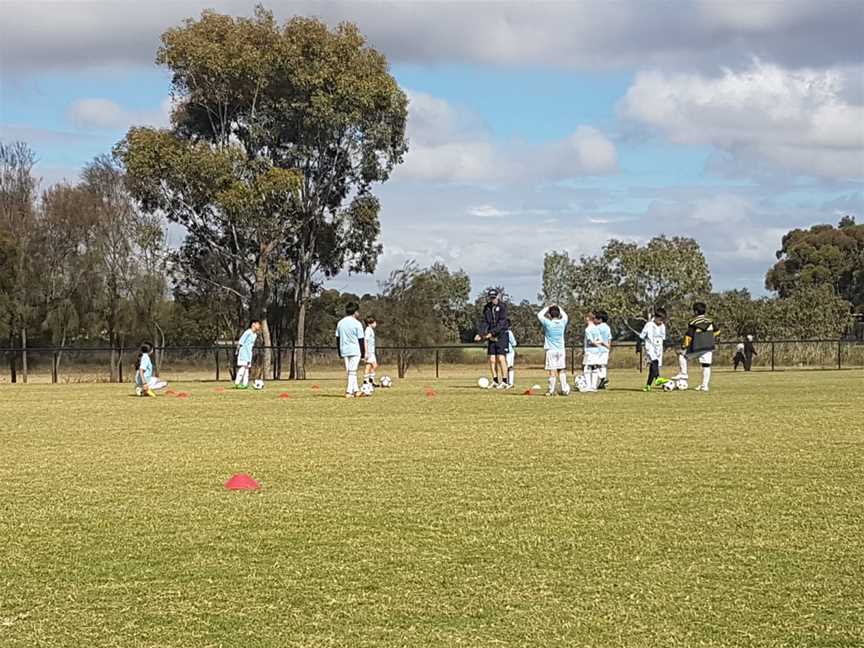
left=225, top=473, right=260, bottom=491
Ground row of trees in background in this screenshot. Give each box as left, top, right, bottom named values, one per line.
left=1, top=7, right=862, bottom=381
left=1, top=131, right=860, bottom=380
left=539, top=229, right=860, bottom=343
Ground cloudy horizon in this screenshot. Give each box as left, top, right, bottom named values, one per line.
left=2, top=0, right=862, bottom=300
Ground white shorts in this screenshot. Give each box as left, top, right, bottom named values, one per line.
left=365, top=353, right=377, bottom=366
left=545, top=349, right=566, bottom=371
left=344, top=356, right=361, bottom=372
left=237, top=360, right=251, bottom=368
left=595, top=352, right=609, bottom=367
left=505, top=350, right=516, bottom=368
left=685, top=351, right=713, bottom=365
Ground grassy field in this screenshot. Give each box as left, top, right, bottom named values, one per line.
left=2, top=369, right=862, bottom=647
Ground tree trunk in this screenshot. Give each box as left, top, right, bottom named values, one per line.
left=294, top=301, right=307, bottom=380
left=8, top=330, right=16, bottom=384
left=254, top=245, right=273, bottom=377
left=293, top=278, right=311, bottom=381
left=260, top=318, right=273, bottom=378
left=21, top=326, right=28, bottom=384
left=153, top=323, right=165, bottom=371
left=109, top=330, right=119, bottom=383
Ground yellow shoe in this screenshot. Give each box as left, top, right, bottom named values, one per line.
left=146, top=389, right=157, bottom=397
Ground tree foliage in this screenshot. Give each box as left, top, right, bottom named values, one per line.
left=118, top=6, right=408, bottom=378
left=380, top=261, right=470, bottom=377
left=766, top=216, right=864, bottom=309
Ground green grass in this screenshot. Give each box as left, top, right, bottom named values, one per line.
left=2, top=369, right=863, bottom=647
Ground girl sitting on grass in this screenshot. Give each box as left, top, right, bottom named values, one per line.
left=135, top=343, right=167, bottom=397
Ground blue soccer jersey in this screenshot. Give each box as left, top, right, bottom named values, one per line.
left=537, top=306, right=568, bottom=351
left=336, top=316, right=365, bottom=357
left=136, top=352, right=153, bottom=386
left=237, top=329, right=257, bottom=365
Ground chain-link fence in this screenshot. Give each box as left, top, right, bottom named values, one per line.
left=1, top=339, right=863, bottom=384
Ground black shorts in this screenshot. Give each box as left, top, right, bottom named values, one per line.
left=487, top=338, right=509, bottom=356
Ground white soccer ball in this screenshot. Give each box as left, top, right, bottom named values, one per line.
left=676, top=379, right=689, bottom=391
left=477, top=377, right=490, bottom=389
left=663, top=380, right=677, bottom=391
left=361, top=382, right=374, bottom=396
left=253, top=379, right=265, bottom=390
left=380, top=376, right=392, bottom=388
left=135, top=387, right=143, bottom=397
left=575, top=375, right=589, bottom=392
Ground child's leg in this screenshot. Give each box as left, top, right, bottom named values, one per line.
left=547, top=371, right=556, bottom=394
left=676, top=353, right=688, bottom=379
left=647, top=360, right=659, bottom=385
left=234, top=365, right=244, bottom=386
left=241, top=364, right=250, bottom=387
left=701, top=364, right=712, bottom=389
left=558, top=369, right=569, bottom=392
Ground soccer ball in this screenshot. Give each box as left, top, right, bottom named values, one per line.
left=253, top=379, right=265, bottom=390
left=676, top=379, right=689, bottom=391
left=135, top=387, right=143, bottom=397
left=380, top=376, right=392, bottom=388
left=663, top=381, right=676, bottom=391
left=575, top=375, right=589, bottom=392
left=477, top=377, right=490, bottom=389
left=361, top=382, right=374, bottom=396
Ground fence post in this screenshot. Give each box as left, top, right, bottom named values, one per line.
left=435, top=349, right=440, bottom=379
left=770, top=342, right=775, bottom=371
left=215, top=348, right=220, bottom=381
left=52, top=351, right=59, bottom=384
left=838, top=339, right=842, bottom=370
left=118, top=350, right=123, bottom=384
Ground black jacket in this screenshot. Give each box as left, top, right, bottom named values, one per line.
left=480, top=302, right=508, bottom=339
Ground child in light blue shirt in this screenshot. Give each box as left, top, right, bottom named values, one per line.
left=235, top=320, right=261, bottom=389
left=336, top=303, right=366, bottom=397
left=135, top=343, right=167, bottom=396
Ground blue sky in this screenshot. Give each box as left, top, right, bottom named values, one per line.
left=2, top=1, right=862, bottom=301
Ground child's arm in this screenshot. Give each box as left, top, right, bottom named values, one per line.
left=537, top=305, right=550, bottom=321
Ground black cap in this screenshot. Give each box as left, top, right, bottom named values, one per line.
left=487, top=289, right=498, bottom=298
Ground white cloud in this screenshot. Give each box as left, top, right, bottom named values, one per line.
left=399, top=91, right=618, bottom=184
left=2, top=1, right=862, bottom=73
left=67, top=97, right=171, bottom=131
left=620, top=61, right=864, bottom=180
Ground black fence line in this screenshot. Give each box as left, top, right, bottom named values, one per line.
left=2, top=339, right=863, bottom=384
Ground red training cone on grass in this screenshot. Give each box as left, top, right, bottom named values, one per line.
left=311, top=384, right=320, bottom=390
left=424, top=387, right=437, bottom=398
left=176, top=391, right=190, bottom=399
left=279, top=392, right=291, bottom=399
left=165, top=389, right=177, bottom=396
left=214, top=386, right=225, bottom=393
left=225, top=473, right=260, bottom=491
left=522, top=388, right=533, bottom=396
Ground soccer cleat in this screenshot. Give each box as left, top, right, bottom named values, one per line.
left=545, top=391, right=555, bottom=397
left=495, top=382, right=507, bottom=390
left=146, top=389, right=157, bottom=397
left=503, top=383, right=514, bottom=390
left=695, top=385, right=709, bottom=392
left=597, top=378, right=608, bottom=390
left=643, top=385, right=652, bottom=392
left=671, top=374, right=686, bottom=381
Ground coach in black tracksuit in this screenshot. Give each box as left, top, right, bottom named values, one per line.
left=475, top=289, right=510, bottom=389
